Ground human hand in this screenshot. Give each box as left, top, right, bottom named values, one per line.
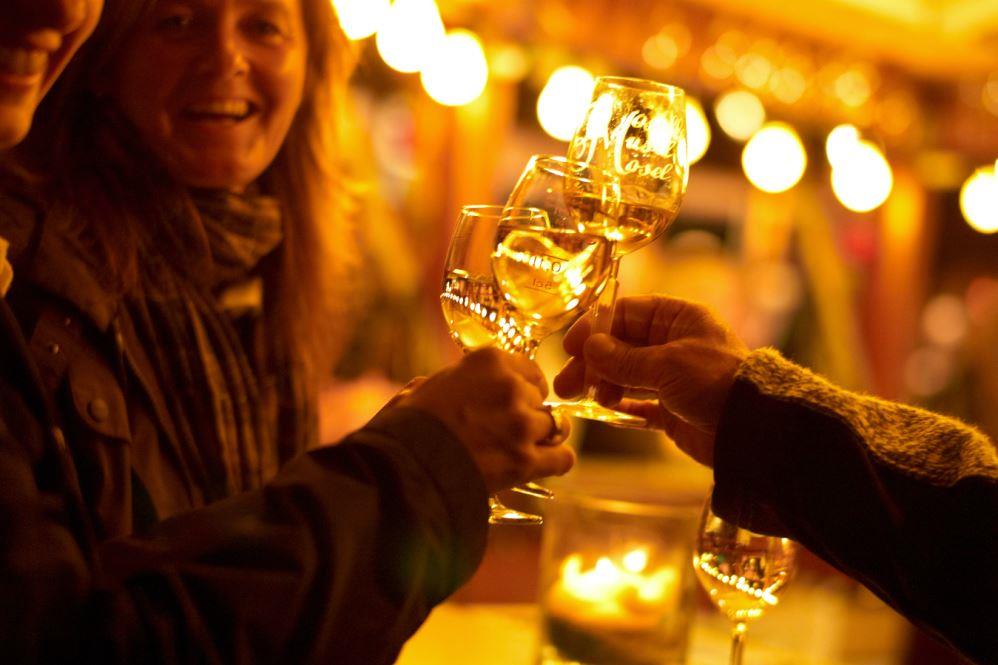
left=400, top=348, right=575, bottom=493
left=553, top=296, right=748, bottom=467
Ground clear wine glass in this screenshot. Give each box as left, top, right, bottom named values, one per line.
left=692, top=490, right=798, bottom=665
left=441, top=205, right=613, bottom=524
left=561, top=76, right=690, bottom=427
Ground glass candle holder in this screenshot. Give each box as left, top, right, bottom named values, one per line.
left=538, top=491, right=699, bottom=665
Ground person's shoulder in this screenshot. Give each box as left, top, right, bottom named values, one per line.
left=0, top=186, right=44, bottom=263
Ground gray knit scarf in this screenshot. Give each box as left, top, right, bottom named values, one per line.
left=125, top=189, right=313, bottom=502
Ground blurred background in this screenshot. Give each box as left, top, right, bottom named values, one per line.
left=319, top=0, right=997, bottom=662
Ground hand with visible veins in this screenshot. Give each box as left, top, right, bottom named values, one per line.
left=553, top=295, right=748, bottom=467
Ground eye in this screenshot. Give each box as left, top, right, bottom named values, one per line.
left=243, top=13, right=292, bottom=42
left=155, top=12, right=194, bottom=35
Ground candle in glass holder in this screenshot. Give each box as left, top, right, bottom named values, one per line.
left=538, top=493, right=698, bottom=665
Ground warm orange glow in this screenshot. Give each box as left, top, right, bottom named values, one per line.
left=421, top=30, right=489, bottom=107
left=375, top=0, right=444, bottom=74
left=831, top=140, right=893, bottom=213
left=685, top=97, right=711, bottom=164
left=714, top=90, right=766, bottom=141
left=960, top=166, right=998, bottom=234
left=536, top=66, right=595, bottom=142
left=742, top=123, right=807, bottom=193
left=331, top=0, right=389, bottom=41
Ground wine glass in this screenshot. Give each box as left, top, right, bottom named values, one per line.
left=692, top=491, right=798, bottom=665
left=561, top=76, right=689, bottom=426
left=441, top=205, right=613, bottom=524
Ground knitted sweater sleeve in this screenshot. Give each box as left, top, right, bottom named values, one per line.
left=713, top=348, right=997, bottom=664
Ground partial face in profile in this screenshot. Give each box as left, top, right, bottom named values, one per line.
left=0, top=0, right=104, bottom=149
left=110, top=0, right=308, bottom=191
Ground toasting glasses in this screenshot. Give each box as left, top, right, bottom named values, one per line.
left=441, top=205, right=613, bottom=523
left=692, top=491, right=798, bottom=665
left=558, top=76, right=690, bottom=427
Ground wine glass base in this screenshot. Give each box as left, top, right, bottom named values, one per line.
left=488, top=495, right=543, bottom=524
left=549, top=399, right=647, bottom=428
left=488, top=506, right=544, bottom=525
left=511, top=482, right=555, bottom=500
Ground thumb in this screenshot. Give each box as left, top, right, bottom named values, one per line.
left=584, top=334, right=667, bottom=390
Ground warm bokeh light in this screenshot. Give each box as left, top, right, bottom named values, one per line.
left=714, top=89, right=766, bottom=141
left=374, top=0, right=445, bottom=74
left=642, top=33, right=679, bottom=70
left=921, top=294, right=969, bottom=348
left=420, top=30, right=489, bottom=107
left=741, top=122, right=807, bottom=193
left=489, top=43, right=529, bottom=82
left=685, top=97, right=711, bottom=164
left=834, top=67, right=873, bottom=108
left=770, top=67, right=807, bottom=104
left=825, top=124, right=860, bottom=168
left=904, top=346, right=954, bottom=397
left=331, top=0, right=389, bottom=41
left=960, top=165, right=998, bottom=234
left=537, top=66, right=595, bottom=142
left=831, top=140, right=893, bottom=213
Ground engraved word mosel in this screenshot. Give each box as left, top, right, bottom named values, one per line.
left=574, top=106, right=680, bottom=181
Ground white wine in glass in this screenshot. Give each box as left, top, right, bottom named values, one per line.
left=692, top=492, right=798, bottom=665
left=561, top=76, right=689, bottom=427
left=440, top=206, right=612, bottom=524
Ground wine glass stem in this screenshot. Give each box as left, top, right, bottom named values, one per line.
left=729, top=621, right=747, bottom=665
left=583, top=255, right=621, bottom=399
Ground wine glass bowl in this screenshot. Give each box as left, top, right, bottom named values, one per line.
left=570, top=76, right=688, bottom=256
left=492, top=221, right=613, bottom=341
left=506, top=155, right=621, bottom=236
left=692, top=493, right=798, bottom=664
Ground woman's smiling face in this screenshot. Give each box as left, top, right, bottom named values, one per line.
left=0, top=0, right=104, bottom=148
left=110, top=0, right=308, bottom=191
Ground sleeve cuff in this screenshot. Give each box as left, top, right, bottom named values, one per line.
left=361, top=406, right=489, bottom=565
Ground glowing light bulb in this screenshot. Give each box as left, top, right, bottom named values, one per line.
left=536, top=66, right=595, bottom=142
left=960, top=166, right=998, bottom=234
left=421, top=30, right=489, bottom=107
left=375, top=0, right=445, bottom=74
left=714, top=89, right=765, bottom=141
left=685, top=96, right=710, bottom=164
left=741, top=122, right=807, bottom=193
left=331, top=0, right=390, bottom=41
left=825, top=124, right=860, bottom=168
left=830, top=140, right=893, bottom=212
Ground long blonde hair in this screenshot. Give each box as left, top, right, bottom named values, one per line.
left=7, top=0, right=358, bottom=383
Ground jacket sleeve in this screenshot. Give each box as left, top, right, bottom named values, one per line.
left=711, top=348, right=998, bottom=664
left=1, top=401, right=489, bottom=664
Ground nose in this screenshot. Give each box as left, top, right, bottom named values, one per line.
left=14, top=0, right=88, bottom=36
left=198, top=21, right=249, bottom=79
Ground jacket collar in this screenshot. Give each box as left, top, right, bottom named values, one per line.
left=1, top=192, right=119, bottom=332
left=28, top=228, right=119, bottom=331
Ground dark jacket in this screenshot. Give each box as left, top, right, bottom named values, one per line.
left=713, top=349, right=998, bottom=664
left=0, top=196, right=489, bottom=663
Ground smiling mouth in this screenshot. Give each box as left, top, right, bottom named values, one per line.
left=0, top=45, right=48, bottom=82
left=182, top=100, right=258, bottom=123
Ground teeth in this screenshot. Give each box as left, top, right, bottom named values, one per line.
left=186, top=100, right=252, bottom=118
left=0, top=45, right=48, bottom=77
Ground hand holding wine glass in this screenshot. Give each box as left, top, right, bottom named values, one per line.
left=399, top=346, right=575, bottom=494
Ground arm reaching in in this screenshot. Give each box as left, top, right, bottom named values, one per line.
left=1, top=340, right=572, bottom=664
left=554, top=295, right=998, bottom=663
